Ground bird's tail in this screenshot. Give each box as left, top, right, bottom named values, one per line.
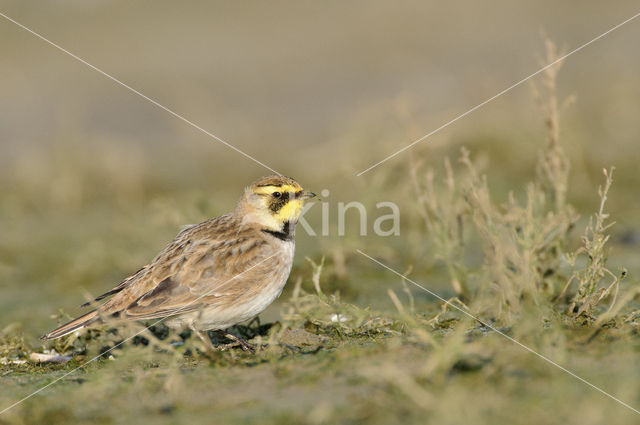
left=41, top=310, right=101, bottom=340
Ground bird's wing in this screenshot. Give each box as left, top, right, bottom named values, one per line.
left=98, top=217, right=277, bottom=321
left=122, top=239, right=277, bottom=320
left=81, top=221, right=205, bottom=308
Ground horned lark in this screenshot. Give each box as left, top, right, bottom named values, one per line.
left=42, top=175, right=315, bottom=350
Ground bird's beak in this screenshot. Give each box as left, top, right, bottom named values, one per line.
left=298, top=191, right=316, bottom=200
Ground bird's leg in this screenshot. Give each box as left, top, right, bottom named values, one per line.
left=216, top=330, right=256, bottom=353
left=189, top=323, right=256, bottom=353
left=247, top=316, right=261, bottom=329
left=189, top=323, right=216, bottom=352
left=225, top=333, right=256, bottom=353
left=196, top=330, right=217, bottom=352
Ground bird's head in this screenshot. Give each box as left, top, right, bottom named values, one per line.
left=237, top=175, right=316, bottom=232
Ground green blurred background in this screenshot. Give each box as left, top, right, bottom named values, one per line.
left=1, top=1, right=639, bottom=337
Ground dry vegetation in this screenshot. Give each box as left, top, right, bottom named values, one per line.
left=406, top=42, right=636, bottom=330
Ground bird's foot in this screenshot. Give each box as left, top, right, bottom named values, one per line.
left=220, top=332, right=256, bottom=353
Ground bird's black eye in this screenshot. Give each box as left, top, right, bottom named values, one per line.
left=273, top=191, right=282, bottom=198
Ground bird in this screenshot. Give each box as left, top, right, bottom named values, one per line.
left=42, top=175, right=316, bottom=351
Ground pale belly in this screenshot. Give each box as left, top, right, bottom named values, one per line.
left=166, top=241, right=295, bottom=330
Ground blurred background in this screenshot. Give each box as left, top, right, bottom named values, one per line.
left=1, top=0, right=639, bottom=336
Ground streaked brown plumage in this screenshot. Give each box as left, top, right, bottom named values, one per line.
left=42, top=175, right=315, bottom=344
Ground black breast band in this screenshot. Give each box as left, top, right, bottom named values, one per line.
left=262, top=221, right=293, bottom=241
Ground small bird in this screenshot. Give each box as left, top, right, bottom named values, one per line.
left=42, top=175, right=315, bottom=351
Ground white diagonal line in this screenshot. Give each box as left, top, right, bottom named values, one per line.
left=0, top=252, right=277, bottom=415
left=356, top=11, right=640, bottom=176
left=0, top=11, right=281, bottom=176
left=357, top=249, right=640, bottom=415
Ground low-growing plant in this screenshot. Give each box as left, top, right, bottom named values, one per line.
left=409, top=40, right=636, bottom=327
left=562, top=167, right=628, bottom=321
